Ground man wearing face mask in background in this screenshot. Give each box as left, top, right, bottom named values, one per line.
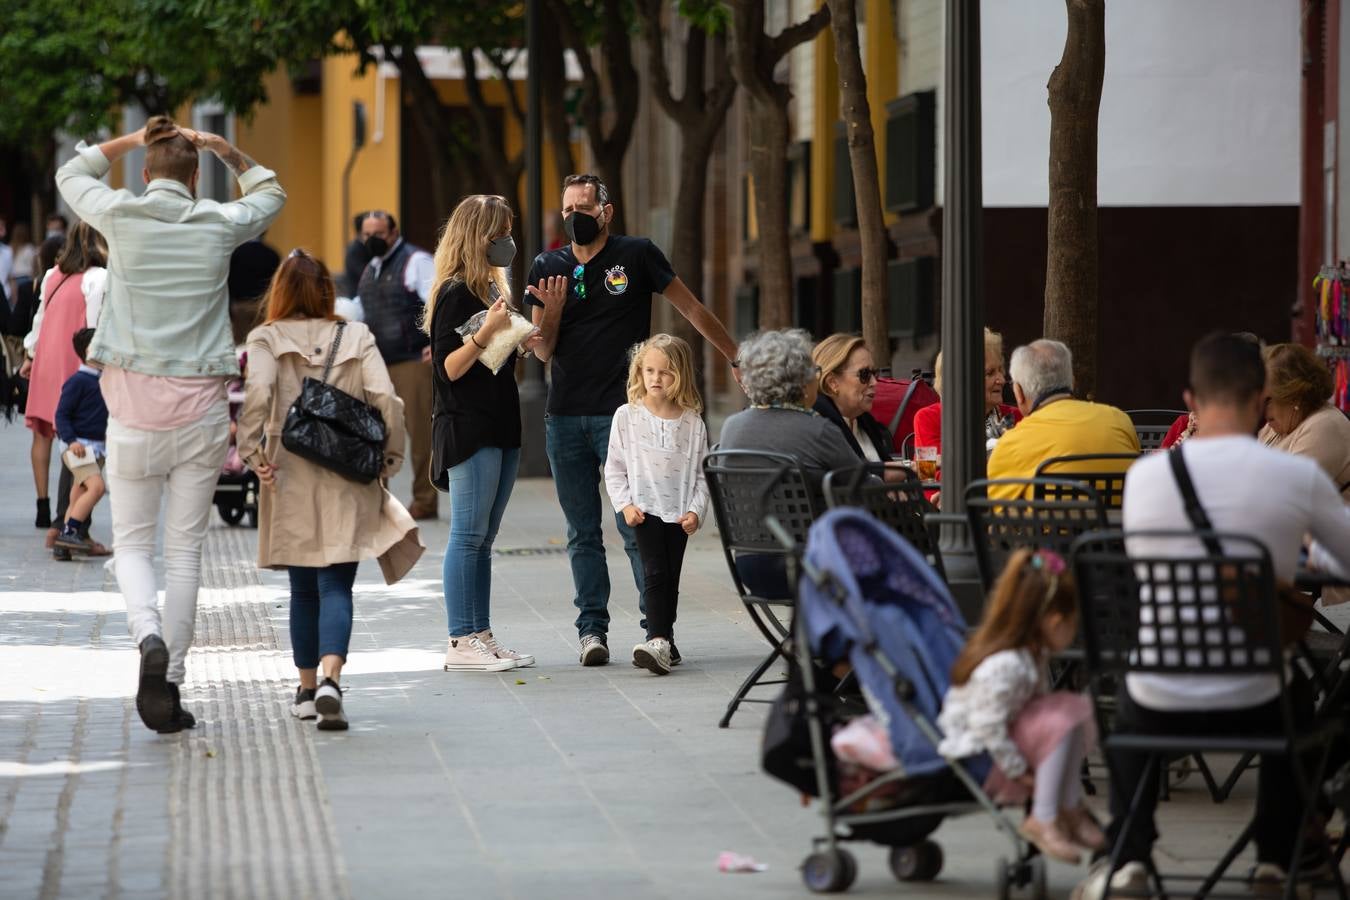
left=524, top=173, right=739, bottom=667
left=356, top=210, right=438, bottom=520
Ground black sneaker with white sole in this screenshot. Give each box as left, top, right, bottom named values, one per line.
left=314, top=678, right=348, bottom=731
left=136, top=635, right=174, bottom=731
left=291, top=686, right=317, bottom=720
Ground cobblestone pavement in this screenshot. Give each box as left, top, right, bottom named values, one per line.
left=2, top=420, right=1347, bottom=899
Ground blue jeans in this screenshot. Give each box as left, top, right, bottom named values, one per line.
left=288, top=562, right=359, bottom=669
left=545, top=414, right=644, bottom=638
left=444, top=446, right=520, bottom=636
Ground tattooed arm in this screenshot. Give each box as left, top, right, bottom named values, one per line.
left=177, top=128, right=286, bottom=235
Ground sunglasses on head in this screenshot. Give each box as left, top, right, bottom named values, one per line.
left=572, top=263, right=586, bottom=300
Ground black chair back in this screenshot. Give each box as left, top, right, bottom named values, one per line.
left=899, top=432, right=916, bottom=459
left=1126, top=409, right=1187, bottom=451
left=822, top=463, right=946, bottom=579
left=1033, top=452, right=1140, bottom=515
left=965, top=478, right=1107, bottom=590
left=703, top=449, right=823, bottom=600
left=1072, top=529, right=1286, bottom=695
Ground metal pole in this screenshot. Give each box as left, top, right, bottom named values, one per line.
left=518, top=0, right=550, bottom=477
left=939, top=0, right=985, bottom=612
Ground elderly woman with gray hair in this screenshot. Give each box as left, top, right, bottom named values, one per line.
left=719, top=328, right=860, bottom=474
left=716, top=329, right=858, bottom=598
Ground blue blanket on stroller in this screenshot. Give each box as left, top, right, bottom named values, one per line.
left=799, top=508, right=969, bottom=780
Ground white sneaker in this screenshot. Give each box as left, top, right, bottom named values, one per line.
left=1070, top=859, right=1150, bottom=900
left=579, top=634, right=610, bottom=666
left=444, top=636, right=515, bottom=672
left=314, top=679, right=348, bottom=731
left=476, top=629, right=534, bottom=668
left=632, top=638, right=672, bottom=675
left=291, top=686, right=316, bottom=720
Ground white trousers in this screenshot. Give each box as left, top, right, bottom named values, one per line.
left=106, top=402, right=230, bottom=684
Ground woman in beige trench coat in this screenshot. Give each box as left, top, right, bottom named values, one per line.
left=238, top=249, right=424, bottom=731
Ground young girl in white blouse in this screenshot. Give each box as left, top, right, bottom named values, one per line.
left=604, top=334, right=709, bottom=675
left=936, top=548, right=1103, bottom=864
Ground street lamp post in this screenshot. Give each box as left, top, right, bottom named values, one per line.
left=518, top=0, right=550, bottom=477
left=939, top=0, right=985, bottom=616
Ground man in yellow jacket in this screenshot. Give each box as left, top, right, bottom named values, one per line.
left=987, top=339, right=1139, bottom=499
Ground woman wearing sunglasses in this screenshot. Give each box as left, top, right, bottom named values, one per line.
left=811, top=333, right=896, bottom=464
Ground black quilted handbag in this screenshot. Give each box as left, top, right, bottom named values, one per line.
left=281, top=321, right=387, bottom=483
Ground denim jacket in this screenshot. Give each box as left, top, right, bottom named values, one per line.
left=56, top=141, right=286, bottom=377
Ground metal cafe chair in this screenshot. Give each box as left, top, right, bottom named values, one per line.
left=1072, top=530, right=1347, bottom=899
left=964, top=477, right=1107, bottom=591
left=1127, top=408, right=1187, bottom=451
left=822, top=462, right=947, bottom=581
left=1033, top=453, right=1141, bottom=519
left=703, top=450, right=823, bottom=728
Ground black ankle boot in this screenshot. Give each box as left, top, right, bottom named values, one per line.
left=35, top=498, right=50, bottom=529
left=155, top=682, right=196, bottom=734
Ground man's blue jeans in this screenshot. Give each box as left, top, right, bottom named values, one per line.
left=545, top=414, right=644, bottom=638
left=288, top=562, right=359, bottom=669
left=444, top=446, right=520, bottom=636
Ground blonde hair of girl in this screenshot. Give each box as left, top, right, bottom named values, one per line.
left=626, top=334, right=703, bottom=413
left=423, top=194, right=514, bottom=333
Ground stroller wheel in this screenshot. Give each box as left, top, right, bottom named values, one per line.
left=802, top=847, right=857, bottom=893
left=890, top=840, right=943, bottom=881
left=218, top=504, right=245, bottom=526
left=1028, top=854, right=1047, bottom=898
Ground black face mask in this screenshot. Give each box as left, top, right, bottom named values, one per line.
left=563, top=211, right=602, bottom=246
left=365, top=235, right=389, bottom=259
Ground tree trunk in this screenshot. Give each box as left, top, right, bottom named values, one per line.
left=1043, top=0, right=1105, bottom=398
left=747, top=101, right=794, bottom=329
left=829, top=0, right=890, bottom=364
left=537, top=4, right=576, bottom=183
left=728, top=0, right=830, bottom=331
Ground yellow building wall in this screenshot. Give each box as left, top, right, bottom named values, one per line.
left=865, top=0, right=899, bottom=225
left=236, top=69, right=325, bottom=258
left=319, top=54, right=401, bottom=270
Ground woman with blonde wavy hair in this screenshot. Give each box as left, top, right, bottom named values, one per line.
left=426, top=194, right=543, bottom=672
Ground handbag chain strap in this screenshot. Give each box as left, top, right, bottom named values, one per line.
left=320, top=321, right=347, bottom=385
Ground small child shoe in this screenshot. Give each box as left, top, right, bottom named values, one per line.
left=1019, top=816, right=1081, bottom=865
left=1059, top=804, right=1106, bottom=851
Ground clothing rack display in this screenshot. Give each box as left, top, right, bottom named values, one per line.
left=1313, top=264, right=1350, bottom=412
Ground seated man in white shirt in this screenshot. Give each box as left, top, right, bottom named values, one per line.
left=1074, top=332, right=1350, bottom=899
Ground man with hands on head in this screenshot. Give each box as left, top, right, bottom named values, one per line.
left=523, top=173, right=737, bottom=667
left=56, top=116, right=285, bottom=734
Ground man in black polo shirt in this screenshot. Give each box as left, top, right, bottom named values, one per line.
left=525, top=173, right=738, bottom=666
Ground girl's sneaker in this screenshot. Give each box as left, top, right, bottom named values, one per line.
left=1019, top=816, right=1081, bottom=864
left=632, top=638, right=672, bottom=675
left=314, top=678, right=347, bottom=731
left=443, top=636, right=515, bottom=672
left=291, top=686, right=317, bottom=720
left=476, top=629, right=534, bottom=668
left=1058, top=804, right=1106, bottom=851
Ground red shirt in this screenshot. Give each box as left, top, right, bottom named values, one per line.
left=911, top=401, right=1022, bottom=454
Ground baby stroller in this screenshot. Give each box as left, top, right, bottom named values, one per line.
left=765, top=504, right=1043, bottom=895
left=213, top=352, right=258, bottom=527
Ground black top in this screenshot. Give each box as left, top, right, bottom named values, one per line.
left=430, top=281, right=522, bottom=484
left=524, top=235, right=676, bottom=415
left=812, top=394, right=895, bottom=462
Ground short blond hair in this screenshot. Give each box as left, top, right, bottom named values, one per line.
left=933, top=327, right=1006, bottom=397
left=813, top=333, right=868, bottom=399
left=626, top=334, right=703, bottom=413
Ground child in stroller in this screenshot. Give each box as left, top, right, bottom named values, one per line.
left=213, top=349, right=258, bottom=527
left=775, top=506, right=1052, bottom=895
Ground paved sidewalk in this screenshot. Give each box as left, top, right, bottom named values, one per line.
left=1, top=420, right=1341, bottom=899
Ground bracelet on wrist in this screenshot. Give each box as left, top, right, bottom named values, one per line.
left=471, top=334, right=487, bottom=350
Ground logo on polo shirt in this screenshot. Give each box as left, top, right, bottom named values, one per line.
left=604, top=266, right=629, bottom=295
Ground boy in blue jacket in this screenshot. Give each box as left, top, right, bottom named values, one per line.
left=53, top=328, right=108, bottom=556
